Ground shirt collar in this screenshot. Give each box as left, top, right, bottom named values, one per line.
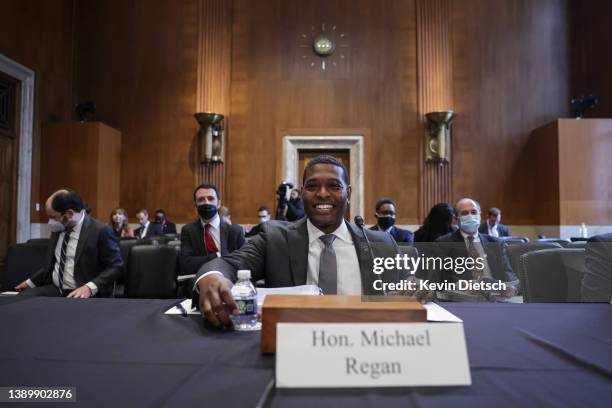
left=201, top=213, right=220, bottom=230
left=307, top=218, right=353, bottom=245
left=460, top=229, right=480, bottom=242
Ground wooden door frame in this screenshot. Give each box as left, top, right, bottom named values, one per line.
left=0, top=54, right=35, bottom=243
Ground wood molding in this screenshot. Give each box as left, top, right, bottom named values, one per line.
left=416, top=0, right=454, bottom=218
left=195, top=0, right=232, bottom=197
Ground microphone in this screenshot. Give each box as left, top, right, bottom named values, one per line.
left=354, top=215, right=375, bottom=260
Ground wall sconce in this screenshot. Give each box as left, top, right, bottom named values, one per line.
left=425, top=111, right=455, bottom=164
left=194, top=112, right=225, bottom=163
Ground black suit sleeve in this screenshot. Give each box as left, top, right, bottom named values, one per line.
left=167, top=223, right=177, bottom=234
left=286, top=199, right=305, bottom=221
left=196, top=228, right=267, bottom=283
left=180, top=226, right=218, bottom=276
left=91, top=225, right=123, bottom=291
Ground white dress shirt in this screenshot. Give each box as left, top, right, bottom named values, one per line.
left=27, top=212, right=99, bottom=294
left=487, top=223, right=499, bottom=238
left=306, top=219, right=362, bottom=295
left=201, top=213, right=221, bottom=253
left=140, top=221, right=150, bottom=238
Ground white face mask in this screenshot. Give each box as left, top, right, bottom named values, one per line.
left=48, top=219, right=66, bottom=233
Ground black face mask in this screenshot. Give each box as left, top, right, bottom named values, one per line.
left=377, top=215, right=396, bottom=230
left=197, top=204, right=218, bottom=220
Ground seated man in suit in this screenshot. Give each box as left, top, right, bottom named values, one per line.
left=582, top=233, right=612, bottom=302
left=245, top=206, right=271, bottom=238
left=478, top=207, right=510, bottom=237
left=369, top=198, right=413, bottom=244
left=15, top=189, right=123, bottom=298
left=196, top=155, right=428, bottom=328
left=154, top=209, right=177, bottom=235
left=180, top=183, right=245, bottom=277
left=433, top=198, right=518, bottom=299
left=134, top=209, right=163, bottom=239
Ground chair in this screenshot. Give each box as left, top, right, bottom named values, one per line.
left=125, top=244, right=179, bottom=298
left=521, top=248, right=585, bottom=302
left=534, top=238, right=571, bottom=245
left=2, top=243, right=48, bottom=291
left=116, top=240, right=151, bottom=297
left=500, top=236, right=530, bottom=244
left=507, top=242, right=563, bottom=292
left=26, top=238, right=51, bottom=245
left=144, top=235, right=172, bottom=245
left=566, top=241, right=587, bottom=249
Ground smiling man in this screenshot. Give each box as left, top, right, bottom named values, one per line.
left=195, top=155, right=414, bottom=328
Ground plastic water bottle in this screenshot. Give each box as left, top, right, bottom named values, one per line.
left=230, top=270, right=261, bottom=331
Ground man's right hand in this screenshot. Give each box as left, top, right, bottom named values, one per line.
left=14, top=281, right=30, bottom=292
left=197, top=274, right=238, bottom=328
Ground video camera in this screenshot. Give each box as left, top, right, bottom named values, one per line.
left=275, top=181, right=294, bottom=220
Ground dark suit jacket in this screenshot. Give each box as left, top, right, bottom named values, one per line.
left=197, top=218, right=406, bottom=296
left=155, top=221, right=177, bottom=235
left=478, top=222, right=510, bottom=237
left=369, top=225, right=414, bottom=244
left=134, top=222, right=164, bottom=239
left=433, top=230, right=517, bottom=284
left=582, top=233, right=612, bottom=302
left=245, top=223, right=264, bottom=238
left=180, top=218, right=245, bottom=276
left=29, top=215, right=123, bottom=297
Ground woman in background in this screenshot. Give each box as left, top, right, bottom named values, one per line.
left=109, top=208, right=134, bottom=238
left=413, top=203, right=455, bottom=242
left=285, top=189, right=305, bottom=222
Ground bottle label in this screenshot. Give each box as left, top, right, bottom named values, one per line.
left=236, top=298, right=256, bottom=315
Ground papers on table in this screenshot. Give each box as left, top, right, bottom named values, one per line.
left=0, top=291, right=18, bottom=296
left=256, top=285, right=321, bottom=309
left=423, top=302, right=463, bottom=322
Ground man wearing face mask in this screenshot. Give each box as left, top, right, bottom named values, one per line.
left=433, top=198, right=518, bottom=297
left=179, top=184, right=245, bottom=277
left=14, top=189, right=123, bottom=298
left=369, top=198, right=413, bottom=244
left=245, top=206, right=272, bottom=238
left=154, top=209, right=177, bottom=235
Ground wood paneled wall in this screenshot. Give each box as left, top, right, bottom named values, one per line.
left=228, top=0, right=419, bottom=225
left=0, top=0, right=75, bottom=222
left=451, top=0, right=570, bottom=224
left=73, top=0, right=200, bottom=223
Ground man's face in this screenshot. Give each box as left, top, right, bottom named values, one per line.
left=136, top=212, right=148, bottom=226
left=155, top=212, right=165, bottom=223
left=45, top=197, right=75, bottom=226
left=456, top=200, right=480, bottom=219
left=195, top=188, right=219, bottom=208
left=258, top=210, right=270, bottom=223
left=301, top=163, right=351, bottom=233
left=488, top=214, right=500, bottom=226
left=376, top=203, right=396, bottom=218
left=290, top=190, right=298, bottom=200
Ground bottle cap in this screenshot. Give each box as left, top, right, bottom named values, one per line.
left=237, top=270, right=251, bottom=280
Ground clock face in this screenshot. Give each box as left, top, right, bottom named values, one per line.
left=313, top=36, right=335, bottom=56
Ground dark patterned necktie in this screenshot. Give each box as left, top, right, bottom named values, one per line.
left=57, top=227, right=73, bottom=294
left=467, top=235, right=483, bottom=281
left=318, top=234, right=337, bottom=295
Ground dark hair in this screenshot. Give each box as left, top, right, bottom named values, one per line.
left=193, top=183, right=220, bottom=201
left=302, top=155, right=349, bottom=185
left=110, top=208, right=129, bottom=230
left=51, top=190, right=85, bottom=214
left=375, top=198, right=396, bottom=213
left=415, top=203, right=454, bottom=242
left=257, top=206, right=271, bottom=213
left=488, top=207, right=501, bottom=216
left=136, top=209, right=148, bottom=216
left=155, top=209, right=166, bottom=216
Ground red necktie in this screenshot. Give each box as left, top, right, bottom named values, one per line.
left=204, top=223, right=218, bottom=254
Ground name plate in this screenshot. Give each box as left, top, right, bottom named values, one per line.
left=276, top=322, right=471, bottom=388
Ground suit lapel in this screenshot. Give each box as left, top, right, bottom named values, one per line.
left=74, top=215, right=91, bottom=265
left=219, top=221, right=230, bottom=255
left=347, top=221, right=377, bottom=295
left=287, top=218, right=309, bottom=285
left=193, top=220, right=206, bottom=255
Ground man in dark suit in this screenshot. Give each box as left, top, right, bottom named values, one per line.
left=369, top=198, right=413, bottom=244
left=245, top=206, right=271, bottom=238
left=582, top=233, right=612, bottom=302
left=196, top=155, right=427, bottom=328
left=15, top=189, right=122, bottom=298
left=478, top=207, right=510, bottom=237
left=433, top=198, right=518, bottom=298
left=180, top=183, right=245, bottom=277
left=134, top=209, right=163, bottom=239
left=154, top=209, right=177, bottom=235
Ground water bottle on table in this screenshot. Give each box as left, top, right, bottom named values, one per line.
left=230, top=270, right=261, bottom=331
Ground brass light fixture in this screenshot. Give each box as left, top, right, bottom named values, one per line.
left=425, top=111, right=455, bottom=164
left=194, top=112, right=224, bottom=163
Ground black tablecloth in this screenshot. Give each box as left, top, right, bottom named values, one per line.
left=0, top=297, right=610, bottom=407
